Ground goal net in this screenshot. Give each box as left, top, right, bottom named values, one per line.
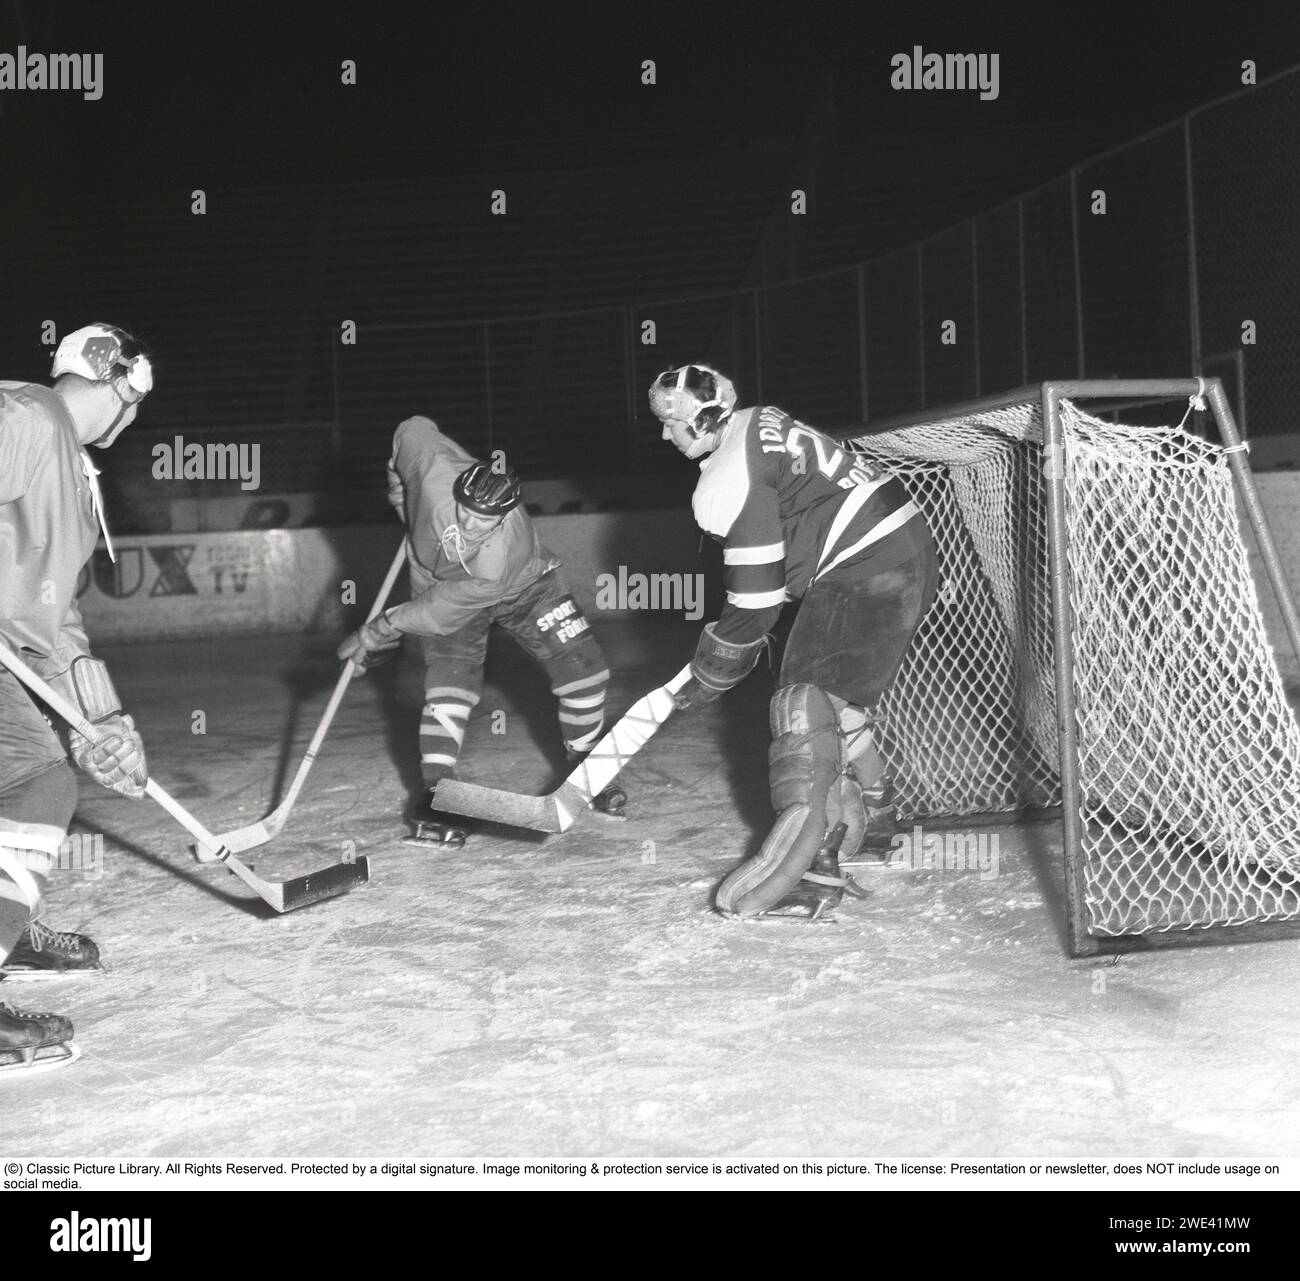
left=846, top=387, right=1300, bottom=951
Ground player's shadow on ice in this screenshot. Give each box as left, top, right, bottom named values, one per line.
left=256, top=646, right=423, bottom=821
left=706, top=617, right=794, bottom=860
left=86, top=820, right=300, bottom=918
left=474, top=632, right=580, bottom=788
left=717, top=672, right=777, bottom=856
left=264, top=665, right=325, bottom=805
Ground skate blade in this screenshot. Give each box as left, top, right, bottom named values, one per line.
left=754, top=909, right=839, bottom=924
left=841, top=855, right=905, bottom=870
left=712, top=899, right=842, bottom=920
left=0, top=965, right=106, bottom=983
left=401, top=834, right=466, bottom=849
left=0, top=1040, right=81, bottom=1076
left=714, top=904, right=839, bottom=925
left=717, top=890, right=844, bottom=923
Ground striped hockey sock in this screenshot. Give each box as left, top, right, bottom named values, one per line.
left=419, top=685, right=480, bottom=786
left=554, top=667, right=609, bottom=755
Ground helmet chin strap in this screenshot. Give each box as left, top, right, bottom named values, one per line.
left=90, top=384, right=137, bottom=449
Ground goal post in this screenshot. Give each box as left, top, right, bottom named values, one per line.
left=842, top=379, right=1300, bottom=956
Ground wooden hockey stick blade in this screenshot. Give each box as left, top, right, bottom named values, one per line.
left=195, top=540, right=408, bottom=862
left=430, top=780, right=564, bottom=832
left=0, top=643, right=369, bottom=914
left=147, top=780, right=370, bottom=912
left=147, top=775, right=369, bottom=911
left=434, top=665, right=692, bottom=833
left=207, top=840, right=372, bottom=912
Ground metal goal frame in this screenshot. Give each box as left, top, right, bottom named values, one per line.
left=847, top=379, right=1300, bottom=957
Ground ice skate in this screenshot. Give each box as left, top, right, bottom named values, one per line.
left=720, top=821, right=868, bottom=923
left=0, top=1002, right=80, bottom=1075
left=403, top=788, right=471, bottom=848
left=758, top=826, right=870, bottom=923
left=0, top=919, right=102, bottom=981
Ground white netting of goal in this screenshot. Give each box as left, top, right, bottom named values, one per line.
left=848, top=398, right=1300, bottom=938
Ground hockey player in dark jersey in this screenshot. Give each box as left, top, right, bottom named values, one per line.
left=338, top=417, right=620, bottom=845
left=649, top=364, right=939, bottom=921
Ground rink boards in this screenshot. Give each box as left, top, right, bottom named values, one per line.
left=77, top=512, right=724, bottom=642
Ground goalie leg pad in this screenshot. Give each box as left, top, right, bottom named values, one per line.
left=759, top=823, right=871, bottom=921
left=768, top=683, right=840, bottom=813
left=715, top=803, right=828, bottom=918
left=718, top=685, right=840, bottom=918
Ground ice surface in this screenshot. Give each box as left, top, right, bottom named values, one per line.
left=5, top=621, right=1300, bottom=1160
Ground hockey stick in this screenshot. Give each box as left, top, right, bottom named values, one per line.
left=196, top=539, right=408, bottom=860
left=434, top=664, right=692, bottom=833
left=0, top=642, right=370, bottom=913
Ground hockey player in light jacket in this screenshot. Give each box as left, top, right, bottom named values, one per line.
left=338, top=416, right=617, bottom=844
left=649, top=364, right=939, bottom=922
left=0, top=325, right=153, bottom=1072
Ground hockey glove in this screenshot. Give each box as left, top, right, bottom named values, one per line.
left=673, top=623, right=771, bottom=710
left=54, top=657, right=149, bottom=799
left=75, top=714, right=148, bottom=799
left=338, top=610, right=402, bottom=671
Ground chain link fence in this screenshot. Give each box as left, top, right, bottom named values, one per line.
left=332, top=66, right=1297, bottom=456
left=87, top=65, right=1300, bottom=532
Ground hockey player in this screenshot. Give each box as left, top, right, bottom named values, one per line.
left=649, top=364, right=938, bottom=921
left=338, top=416, right=617, bottom=845
left=0, top=324, right=152, bottom=1070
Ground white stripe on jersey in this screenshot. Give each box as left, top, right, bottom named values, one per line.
left=727, top=587, right=789, bottom=609
left=724, top=541, right=784, bottom=565
left=812, top=474, right=894, bottom=577
left=811, top=500, right=921, bottom=583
